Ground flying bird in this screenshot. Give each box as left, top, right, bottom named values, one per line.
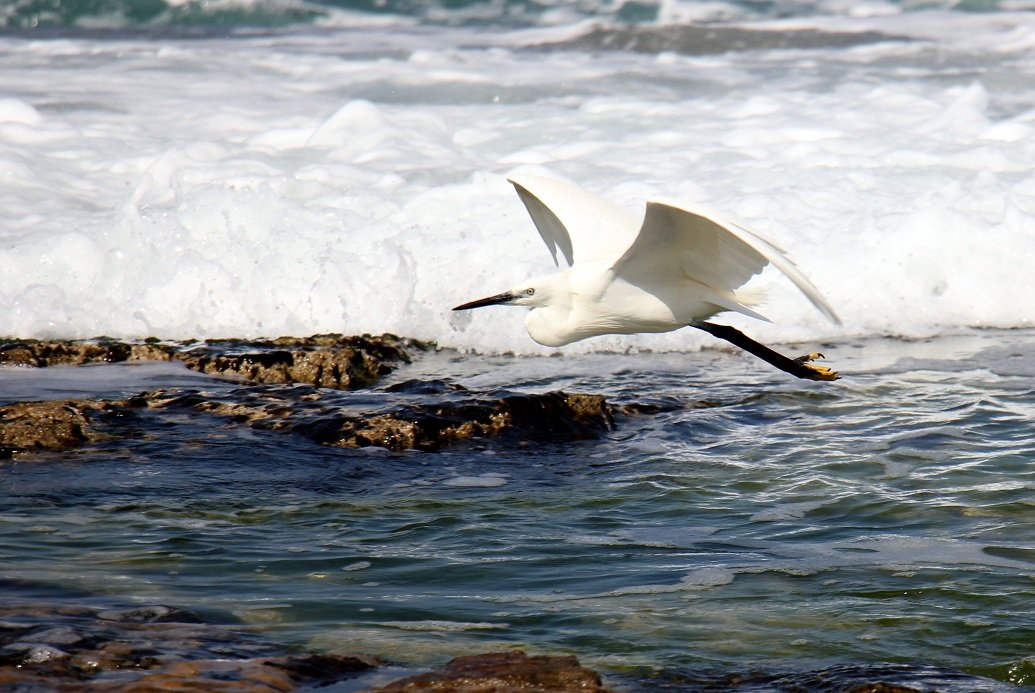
left=453, top=174, right=841, bottom=381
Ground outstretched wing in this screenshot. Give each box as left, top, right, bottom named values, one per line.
left=508, top=174, right=639, bottom=267
left=613, top=199, right=841, bottom=325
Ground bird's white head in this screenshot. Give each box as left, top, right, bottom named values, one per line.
left=452, top=281, right=550, bottom=312
left=453, top=274, right=575, bottom=347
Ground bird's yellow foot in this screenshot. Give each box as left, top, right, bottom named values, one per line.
left=793, top=353, right=840, bottom=381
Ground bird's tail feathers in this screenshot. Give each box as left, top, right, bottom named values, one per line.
left=734, top=286, right=767, bottom=308
left=702, top=285, right=771, bottom=323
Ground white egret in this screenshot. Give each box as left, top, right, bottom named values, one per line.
left=454, top=174, right=841, bottom=381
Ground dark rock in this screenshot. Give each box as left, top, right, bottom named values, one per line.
left=0, top=400, right=114, bottom=458
left=620, top=398, right=719, bottom=416
left=0, top=386, right=616, bottom=457
left=385, top=379, right=468, bottom=395
left=374, top=651, right=616, bottom=692
left=0, top=334, right=642, bottom=456
left=0, top=339, right=171, bottom=367
left=146, top=386, right=614, bottom=451
left=0, top=599, right=288, bottom=690
left=0, top=334, right=420, bottom=389
left=96, top=652, right=381, bottom=692
left=96, top=605, right=207, bottom=624
left=273, top=391, right=614, bottom=451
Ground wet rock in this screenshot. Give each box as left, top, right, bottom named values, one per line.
left=1, top=386, right=616, bottom=457
left=0, top=399, right=114, bottom=458
left=96, top=605, right=207, bottom=624
left=374, top=651, right=616, bottom=692
left=0, top=600, right=261, bottom=688
left=206, top=388, right=611, bottom=451
left=0, top=334, right=634, bottom=456
left=138, top=386, right=615, bottom=451
left=291, top=391, right=614, bottom=451
left=0, top=338, right=169, bottom=367
left=1, top=600, right=616, bottom=693
left=98, top=653, right=381, bottom=692
left=0, top=334, right=420, bottom=389
left=0, top=599, right=388, bottom=691
left=177, top=335, right=413, bottom=389
left=385, top=379, right=467, bottom=395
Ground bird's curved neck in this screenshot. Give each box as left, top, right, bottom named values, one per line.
left=524, top=305, right=573, bottom=347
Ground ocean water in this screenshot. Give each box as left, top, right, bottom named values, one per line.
left=2, top=0, right=1035, bottom=690
left=3, top=332, right=1035, bottom=690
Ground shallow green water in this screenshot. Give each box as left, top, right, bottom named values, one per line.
left=2, top=332, right=1035, bottom=689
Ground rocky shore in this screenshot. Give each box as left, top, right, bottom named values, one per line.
left=0, top=334, right=634, bottom=691
left=0, top=335, right=633, bottom=458
left=0, top=334, right=420, bottom=389
left=0, top=336, right=1017, bottom=692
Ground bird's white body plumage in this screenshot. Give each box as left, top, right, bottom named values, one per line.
left=498, top=174, right=839, bottom=347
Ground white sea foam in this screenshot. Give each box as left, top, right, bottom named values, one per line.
left=1, top=12, right=1034, bottom=353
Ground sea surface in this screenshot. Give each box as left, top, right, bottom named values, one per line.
left=2, top=0, right=1035, bottom=690
left=3, top=332, right=1035, bottom=690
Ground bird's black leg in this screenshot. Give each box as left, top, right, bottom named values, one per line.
left=689, top=321, right=839, bottom=381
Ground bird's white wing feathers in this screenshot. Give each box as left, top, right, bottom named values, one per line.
left=614, top=200, right=842, bottom=325
left=508, top=174, right=840, bottom=325
left=508, top=174, right=639, bottom=267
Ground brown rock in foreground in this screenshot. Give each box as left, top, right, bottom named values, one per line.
left=374, top=651, right=616, bottom=692
left=0, top=334, right=420, bottom=389
left=0, top=599, right=1012, bottom=692
left=0, top=600, right=606, bottom=692
left=0, top=400, right=115, bottom=457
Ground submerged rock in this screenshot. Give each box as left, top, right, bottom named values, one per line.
left=0, top=598, right=379, bottom=692
left=98, top=653, right=381, bottom=692
left=0, top=334, right=420, bottom=389
left=288, top=391, right=614, bottom=451
left=0, top=596, right=1020, bottom=692
left=0, top=334, right=685, bottom=457
left=142, top=387, right=615, bottom=452
left=374, top=651, right=616, bottom=692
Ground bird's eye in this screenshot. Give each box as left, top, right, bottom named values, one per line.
left=524, top=288, right=535, bottom=296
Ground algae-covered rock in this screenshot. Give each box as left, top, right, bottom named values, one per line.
left=0, top=387, right=616, bottom=458
left=0, top=334, right=420, bottom=389
left=0, top=400, right=115, bottom=458
left=154, top=387, right=614, bottom=452
left=293, top=391, right=613, bottom=451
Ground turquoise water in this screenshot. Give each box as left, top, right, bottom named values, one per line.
left=3, top=331, right=1035, bottom=688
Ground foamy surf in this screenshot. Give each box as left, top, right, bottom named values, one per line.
left=1, top=9, right=1033, bottom=353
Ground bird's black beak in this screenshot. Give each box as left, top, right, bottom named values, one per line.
left=453, top=291, right=516, bottom=311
